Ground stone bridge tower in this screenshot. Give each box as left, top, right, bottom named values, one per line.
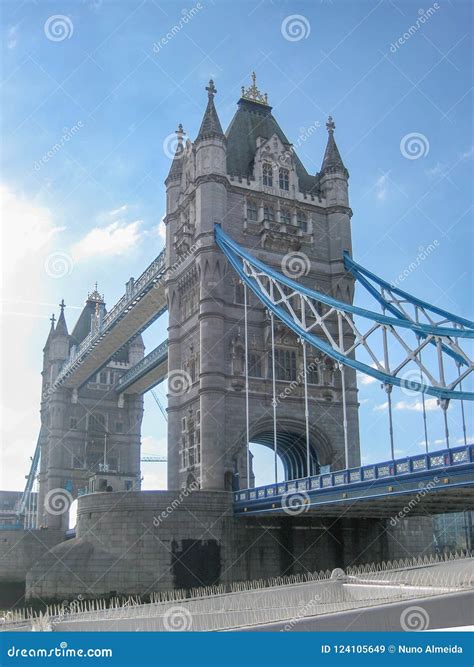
left=38, top=290, right=145, bottom=529
left=165, top=74, right=359, bottom=492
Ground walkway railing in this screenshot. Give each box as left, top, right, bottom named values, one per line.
left=115, top=340, right=168, bottom=392
left=234, top=444, right=474, bottom=505
left=56, top=249, right=166, bottom=385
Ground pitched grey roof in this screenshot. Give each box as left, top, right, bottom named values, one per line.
left=53, top=309, right=68, bottom=337
left=320, top=117, right=348, bottom=177
left=165, top=142, right=184, bottom=184
left=225, top=99, right=320, bottom=194
left=196, top=95, right=224, bottom=142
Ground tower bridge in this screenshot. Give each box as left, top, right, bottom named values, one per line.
left=1, top=74, right=473, bottom=604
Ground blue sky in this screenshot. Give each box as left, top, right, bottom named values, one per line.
left=1, top=0, right=472, bottom=490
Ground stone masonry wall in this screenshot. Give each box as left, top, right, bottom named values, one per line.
left=21, top=491, right=434, bottom=602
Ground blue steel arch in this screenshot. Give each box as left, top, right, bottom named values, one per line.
left=215, top=225, right=474, bottom=401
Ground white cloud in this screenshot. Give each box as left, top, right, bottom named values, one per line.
left=375, top=173, right=388, bottom=201
left=157, top=216, right=166, bottom=243
left=358, top=361, right=383, bottom=386
left=71, top=220, right=142, bottom=261
left=426, top=162, right=447, bottom=179
left=0, top=184, right=62, bottom=489
left=394, top=398, right=438, bottom=412
left=374, top=398, right=438, bottom=413
left=7, top=25, right=18, bottom=50
left=108, top=204, right=128, bottom=217
left=460, top=146, right=474, bottom=161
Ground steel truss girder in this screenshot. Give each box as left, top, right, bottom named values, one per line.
left=215, top=226, right=474, bottom=401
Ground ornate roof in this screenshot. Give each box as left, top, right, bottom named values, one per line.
left=195, top=80, right=225, bottom=142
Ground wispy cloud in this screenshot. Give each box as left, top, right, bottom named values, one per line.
left=395, top=398, right=438, bottom=412
left=71, top=220, right=142, bottom=261
left=375, top=173, right=388, bottom=201
left=7, top=25, right=18, bottom=50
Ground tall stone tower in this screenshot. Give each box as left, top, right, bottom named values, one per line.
left=38, top=288, right=145, bottom=529
left=165, top=74, right=360, bottom=492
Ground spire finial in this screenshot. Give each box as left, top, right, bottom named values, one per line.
left=326, top=116, right=336, bottom=134
left=206, top=79, right=217, bottom=99
left=87, top=284, right=104, bottom=303
left=59, top=299, right=66, bottom=313
left=175, top=123, right=186, bottom=144
left=50, top=313, right=56, bottom=327
left=241, top=71, right=269, bottom=106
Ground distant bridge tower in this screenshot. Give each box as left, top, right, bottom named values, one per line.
left=37, top=289, right=145, bottom=529
left=165, top=74, right=360, bottom=491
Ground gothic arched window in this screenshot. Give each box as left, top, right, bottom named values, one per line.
left=262, top=163, right=273, bottom=187
left=307, top=361, right=319, bottom=385
left=280, top=208, right=291, bottom=225
left=234, top=281, right=245, bottom=304
left=272, top=349, right=297, bottom=381
left=263, top=205, right=275, bottom=222
left=297, top=210, right=308, bottom=232
left=279, top=168, right=289, bottom=191
left=249, top=353, right=262, bottom=378
left=247, top=199, right=258, bottom=221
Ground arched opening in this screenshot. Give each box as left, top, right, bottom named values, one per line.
left=250, top=430, right=320, bottom=486
left=249, top=443, right=285, bottom=488
left=68, top=498, right=78, bottom=530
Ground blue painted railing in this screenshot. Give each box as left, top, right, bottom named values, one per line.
left=234, top=444, right=474, bottom=504
left=115, top=340, right=168, bottom=392
left=56, top=249, right=167, bottom=385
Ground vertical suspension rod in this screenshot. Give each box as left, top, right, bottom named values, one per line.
left=337, top=312, right=349, bottom=469
left=382, top=312, right=394, bottom=459
left=243, top=283, right=251, bottom=487
left=415, top=309, right=429, bottom=453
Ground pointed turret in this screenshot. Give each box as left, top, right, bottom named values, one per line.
left=165, top=124, right=186, bottom=186
left=320, top=116, right=348, bottom=178
left=195, top=80, right=226, bottom=179
left=53, top=299, right=69, bottom=337
left=43, top=313, right=56, bottom=352
left=195, top=80, right=225, bottom=143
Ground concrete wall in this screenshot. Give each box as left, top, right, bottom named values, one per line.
left=0, top=528, right=64, bottom=607
left=22, top=490, right=429, bottom=602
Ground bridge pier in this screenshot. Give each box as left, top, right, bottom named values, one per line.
left=1, top=491, right=467, bottom=604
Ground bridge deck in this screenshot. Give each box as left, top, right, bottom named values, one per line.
left=115, top=341, right=168, bottom=394
left=234, top=445, right=474, bottom=518
left=55, top=253, right=167, bottom=389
